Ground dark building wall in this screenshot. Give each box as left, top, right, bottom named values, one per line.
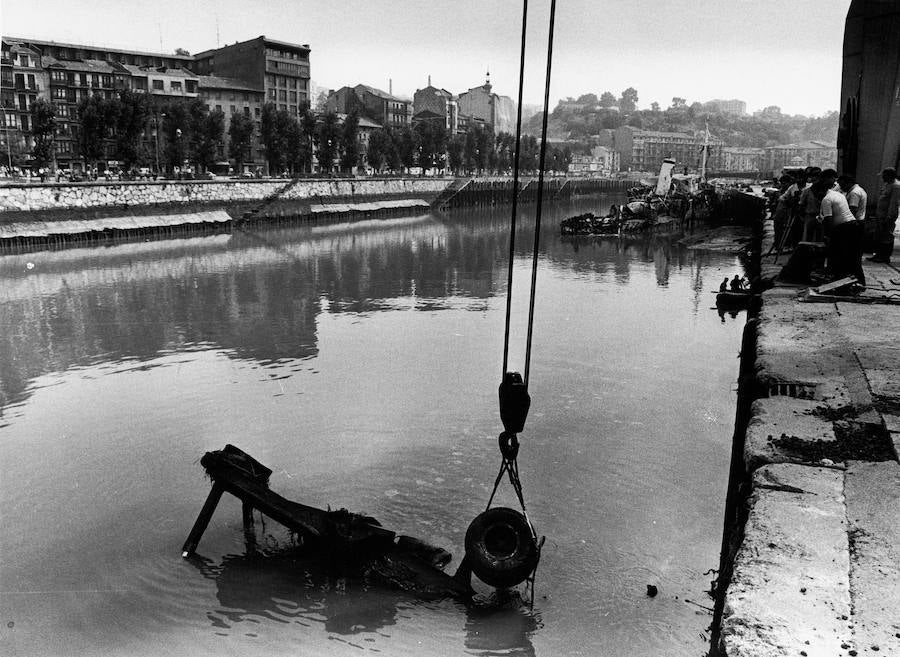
left=195, top=38, right=265, bottom=89
left=839, top=0, right=900, bottom=197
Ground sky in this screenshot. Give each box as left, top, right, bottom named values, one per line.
left=2, top=0, right=853, bottom=116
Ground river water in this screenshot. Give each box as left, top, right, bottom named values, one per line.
left=0, top=196, right=746, bottom=657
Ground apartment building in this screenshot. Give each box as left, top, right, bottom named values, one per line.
left=2, top=34, right=311, bottom=173
left=764, top=141, right=837, bottom=176
left=613, top=126, right=724, bottom=172
left=194, top=36, right=311, bottom=117
left=325, top=84, right=411, bottom=130
left=1, top=41, right=46, bottom=167
left=198, top=75, right=265, bottom=170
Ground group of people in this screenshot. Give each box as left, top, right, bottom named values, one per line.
left=771, top=165, right=900, bottom=290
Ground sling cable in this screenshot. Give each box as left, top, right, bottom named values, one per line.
left=458, top=0, right=556, bottom=602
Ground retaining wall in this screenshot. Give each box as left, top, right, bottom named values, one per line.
left=0, top=177, right=453, bottom=213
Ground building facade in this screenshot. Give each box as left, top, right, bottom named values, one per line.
left=413, top=85, right=458, bottom=133
left=707, top=99, right=747, bottom=115
left=325, top=84, right=411, bottom=130
left=198, top=75, right=265, bottom=171
left=764, top=141, right=837, bottom=176
left=457, top=77, right=516, bottom=134
left=613, top=126, right=724, bottom=173
left=567, top=145, right=619, bottom=176
left=721, top=146, right=765, bottom=173
left=1, top=41, right=46, bottom=169
left=194, top=36, right=311, bottom=117
left=2, top=34, right=311, bottom=174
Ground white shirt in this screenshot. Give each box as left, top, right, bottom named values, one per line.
left=844, top=184, right=867, bottom=221
left=820, top=190, right=856, bottom=227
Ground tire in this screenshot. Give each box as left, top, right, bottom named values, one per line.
left=464, top=507, right=538, bottom=588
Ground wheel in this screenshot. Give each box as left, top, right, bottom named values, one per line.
left=464, top=507, right=538, bottom=588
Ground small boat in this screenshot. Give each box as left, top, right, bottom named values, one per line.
left=715, top=289, right=756, bottom=309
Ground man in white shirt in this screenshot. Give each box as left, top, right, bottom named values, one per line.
left=837, top=174, right=867, bottom=221
left=817, top=180, right=864, bottom=287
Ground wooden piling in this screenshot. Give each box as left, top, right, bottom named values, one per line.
left=181, top=482, right=225, bottom=557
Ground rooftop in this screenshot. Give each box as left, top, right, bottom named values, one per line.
left=4, top=36, right=193, bottom=62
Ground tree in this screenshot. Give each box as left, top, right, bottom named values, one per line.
left=76, top=94, right=114, bottom=171
left=339, top=110, right=360, bottom=173
left=174, top=47, right=191, bottom=56
left=447, top=134, right=465, bottom=174
left=576, top=93, right=599, bottom=105
left=283, top=117, right=303, bottom=174
left=651, top=101, right=661, bottom=112
left=413, top=120, right=448, bottom=172
left=161, top=100, right=189, bottom=173
left=114, top=89, right=150, bottom=172
left=315, top=111, right=340, bottom=173
left=598, top=91, right=618, bottom=109
left=228, top=112, right=255, bottom=173
left=366, top=129, right=391, bottom=173
left=670, top=97, right=687, bottom=109
left=392, top=126, right=416, bottom=173
left=260, top=103, right=286, bottom=174
left=299, top=108, right=317, bottom=173
left=183, top=99, right=224, bottom=172
left=619, top=87, right=639, bottom=112
left=29, top=98, right=56, bottom=169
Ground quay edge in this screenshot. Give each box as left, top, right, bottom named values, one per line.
left=713, top=216, right=900, bottom=657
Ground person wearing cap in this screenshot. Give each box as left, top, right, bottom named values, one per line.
left=815, top=178, right=865, bottom=287
left=870, top=167, right=900, bottom=263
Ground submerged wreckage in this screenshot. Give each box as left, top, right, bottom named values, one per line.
left=182, top=445, right=540, bottom=600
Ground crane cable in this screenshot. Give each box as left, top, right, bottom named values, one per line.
left=488, top=0, right=557, bottom=603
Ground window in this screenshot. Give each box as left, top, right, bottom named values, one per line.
left=186, top=80, right=197, bottom=93
left=278, top=90, right=286, bottom=101
left=254, top=107, right=261, bottom=118
left=267, top=89, right=276, bottom=101
left=152, top=79, right=164, bottom=91
left=51, top=70, right=66, bottom=83
left=171, top=81, right=182, bottom=92
left=244, top=106, right=250, bottom=116
left=230, top=105, right=236, bottom=114
left=289, top=105, right=296, bottom=115
left=289, top=91, right=297, bottom=103
left=215, top=105, right=222, bottom=112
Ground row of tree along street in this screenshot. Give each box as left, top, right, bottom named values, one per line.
left=20, top=90, right=574, bottom=179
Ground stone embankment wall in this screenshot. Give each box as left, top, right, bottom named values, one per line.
left=0, top=177, right=453, bottom=213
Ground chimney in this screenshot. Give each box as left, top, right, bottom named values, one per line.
left=389, top=78, right=392, bottom=95
left=428, top=74, right=431, bottom=87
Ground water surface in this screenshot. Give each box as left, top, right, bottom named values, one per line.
left=0, top=197, right=746, bottom=656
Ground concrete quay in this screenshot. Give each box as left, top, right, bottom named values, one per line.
left=719, top=224, right=900, bottom=657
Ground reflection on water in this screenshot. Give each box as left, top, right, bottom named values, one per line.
left=0, top=197, right=746, bottom=656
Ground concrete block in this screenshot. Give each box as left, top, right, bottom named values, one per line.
left=720, top=464, right=851, bottom=657
left=745, top=398, right=837, bottom=470
left=844, top=461, right=900, bottom=656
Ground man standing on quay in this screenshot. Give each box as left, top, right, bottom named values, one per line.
left=869, top=167, right=900, bottom=264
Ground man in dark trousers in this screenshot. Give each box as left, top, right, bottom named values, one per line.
left=869, top=168, right=900, bottom=264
